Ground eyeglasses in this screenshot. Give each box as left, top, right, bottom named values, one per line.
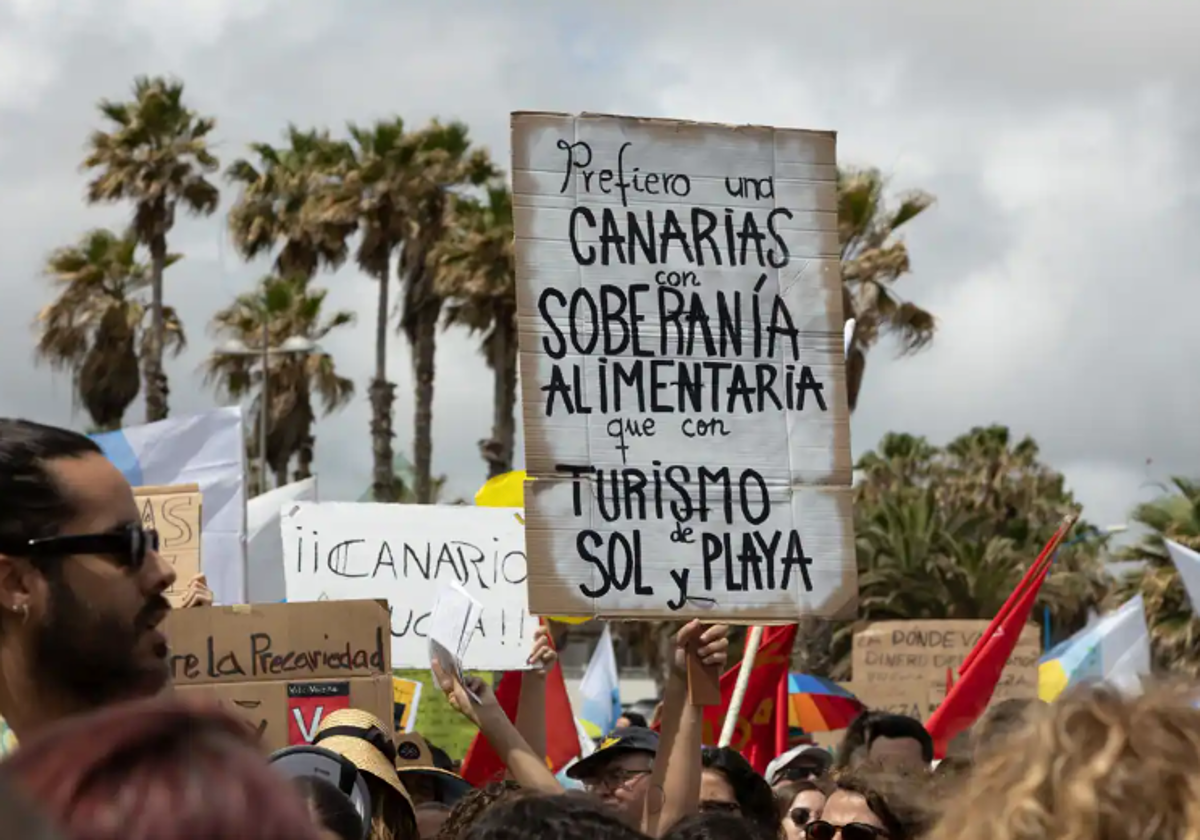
left=789, top=807, right=813, bottom=827
left=0, top=524, right=159, bottom=571
left=806, top=820, right=889, bottom=840
left=583, top=768, right=652, bottom=792
left=700, top=800, right=741, bottom=815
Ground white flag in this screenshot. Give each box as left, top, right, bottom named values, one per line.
left=579, top=625, right=621, bottom=736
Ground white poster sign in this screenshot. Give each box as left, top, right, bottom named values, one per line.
left=511, top=111, right=857, bottom=622
left=280, top=503, right=536, bottom=670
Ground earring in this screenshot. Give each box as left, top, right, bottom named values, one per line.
left=10, top=605, right=27, bottom=625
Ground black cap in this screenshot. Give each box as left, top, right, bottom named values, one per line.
left=566, top=727, right=659, bottom=781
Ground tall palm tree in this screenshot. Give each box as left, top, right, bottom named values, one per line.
left=838, top=167, right=936, bottom=411
left=1111, top=478, right=1200, bottom=674
left=83, top=76, right=220, bottom=422
left=34, top=228, right=185, bottom=431
left=396, top=121, right=495, bottom=503
left=205, top=274, right=355, bottom=491
left=435, top=185, right=516, bottom=479
left=331, top=118, right=494, bottom=503
left=225, top=126, right=355, bottom=278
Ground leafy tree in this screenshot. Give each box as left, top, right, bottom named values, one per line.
left=839, top=167, right=936, bottom=411
left=205, top=274, right=355, bottom=492
left=1110, top=478, right=1200, bottom=674
left=802, top=426, right=1110, bottom=678
left=34, top=228, right=185, bottom=431
left=84, top=76, right=219, bottom=421
left=435, top=185, right=517, bottom=479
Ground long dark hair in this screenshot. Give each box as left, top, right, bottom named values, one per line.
left=700, top=747, right=777, bottom=837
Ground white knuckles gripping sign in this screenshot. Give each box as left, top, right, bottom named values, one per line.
left=512, top=112, right=857, bottom=622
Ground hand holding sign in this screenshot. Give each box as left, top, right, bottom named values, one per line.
left=432, top=659, right=497, bottom=728
left=429, top=582, right=484, bottom=704
left=672, top=622, right=729, bottom=706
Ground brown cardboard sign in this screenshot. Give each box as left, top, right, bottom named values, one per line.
left=852, top=620, right=1040, bottom=694
left=512, top=111, right=856, bottom=622
left=842, top=681, right=936, bottom=721
left=165, top=600, right=391, bottom=687
left=175, top=675, right=392, bottom=753
left=135, top=483, right=202, bottom=607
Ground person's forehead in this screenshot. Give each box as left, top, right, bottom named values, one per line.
left=606, top=750, right=654, bottom=769
left=823, top=791, right=880, bottom=827
left=872, top=736, right=922, bottom=753
left=46, top=454, right=138, bottom=532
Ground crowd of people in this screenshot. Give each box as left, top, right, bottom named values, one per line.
left=0, top=416, right=1193, bottom=840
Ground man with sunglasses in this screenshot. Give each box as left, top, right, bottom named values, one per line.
left=767, top=744, right=833, bottom=790
left=0, top=419, right=185, bottom=744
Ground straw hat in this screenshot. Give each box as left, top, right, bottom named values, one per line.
left=314, top=709, right=415, bottom=816
left=394, top=732, right=473, bottom=803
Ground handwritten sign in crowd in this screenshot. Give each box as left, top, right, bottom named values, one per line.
left=511, top=112, right=856, bottom=622
left=135, top=483, right=201, bottom=607
left=852, top=620, right=1042, bottom=714
left=280, top=503, right=538, bottom=670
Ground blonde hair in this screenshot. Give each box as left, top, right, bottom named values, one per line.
left=927, top=685, right=1200, bottom=840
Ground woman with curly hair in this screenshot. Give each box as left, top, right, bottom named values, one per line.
left=436, top=781, right=530, bottom=839
left=927, top=685, right=1200, bottom=840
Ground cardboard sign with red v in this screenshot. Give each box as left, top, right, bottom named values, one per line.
left=287, top=682, right=351, bottom=745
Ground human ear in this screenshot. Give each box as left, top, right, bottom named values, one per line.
left=0, top=554, right=36, bottom=615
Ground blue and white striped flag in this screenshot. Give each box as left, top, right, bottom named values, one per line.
left=92, top=407, right=246, bottom=605
left=579, top=624, right=622, bottom=736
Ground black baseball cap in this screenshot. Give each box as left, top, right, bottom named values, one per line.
left=566, top=727, right=659, bottom=781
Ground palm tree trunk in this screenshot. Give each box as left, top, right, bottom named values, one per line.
left=294, top=434, right=315, bottom=481
left=144, top=232, right=169, bottom=422
left=370, top=264, right=396, bottom=503
left=412, top=309, right=437, bottom=504
left=484, top=313, right=517, bottom=479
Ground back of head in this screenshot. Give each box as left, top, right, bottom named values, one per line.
left=928, top=685, right=1200, bottom=840
left=836, top=710, right=886, bottom=769
left=436, top=781, right=527, bottom=840
left=0, top=419, right=101, bottom=543
left=295, top=776, right=367, bottom=840
left=662, top=812, right=775, bottom=840
left=864, top=714, right=934, bottom=766
left=972, top=697, right=1046, bottom=759
left=461, top=793, right=646, bottom=840
left=0, top=696, right=324, bottom=840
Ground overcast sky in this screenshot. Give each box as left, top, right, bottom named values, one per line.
left=0, top=0, right=1195, bottom=534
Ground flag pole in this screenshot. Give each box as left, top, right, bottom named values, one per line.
left=718, top=626, right=764, bottom=747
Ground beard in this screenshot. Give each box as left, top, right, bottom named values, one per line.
left=32, top=574, right=170, bottom=709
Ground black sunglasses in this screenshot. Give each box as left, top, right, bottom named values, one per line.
left=779, top=766, right=822, bottom=782
left=0, top=524, right=159, bottom=571
left=700, top=800, right=741, bottom=815
left=806, top=820, right=888, bottom=840
left=789, top=807, right=813, bottom=826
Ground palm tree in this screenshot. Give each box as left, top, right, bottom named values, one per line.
left=331, top=118, right=494, bottom=503
left=34, top=228, right=185, bottom=431
left=395, top=121, right=495, bottom=503
left=1110, top=478, right=1200, bottom=674
left=225, top=126, right=355, bottom=278
left=838, top=167, right=936, bottom=411
left=435, top=184, right=516, bottom=479
left=83, top=76, right=220, bottom=422
left=205, top=274, right=355, bottom=491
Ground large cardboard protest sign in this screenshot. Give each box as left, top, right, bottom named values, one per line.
left=167, top=600, right=392, bottom=752
left=852, top=620, right=1041, bottom=702
left=135, top=483, right=201, bottom=607
left=280, top=503, right=538, bottom=670
left=511, top=112, right=856, bottom=621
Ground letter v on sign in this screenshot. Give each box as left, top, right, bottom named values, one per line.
left=286, top=682, right=351, bottom=745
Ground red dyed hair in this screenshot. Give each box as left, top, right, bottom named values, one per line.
left=0, top=696, right=324, bottom=840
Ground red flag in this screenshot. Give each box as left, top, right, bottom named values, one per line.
left=458, top=662, right=580, bottom=786
left=699, top=624, right=798, bottom=775
left=925, top=555, right=1053, bottom=757
left=958, top=516, right=1074, bottom=676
